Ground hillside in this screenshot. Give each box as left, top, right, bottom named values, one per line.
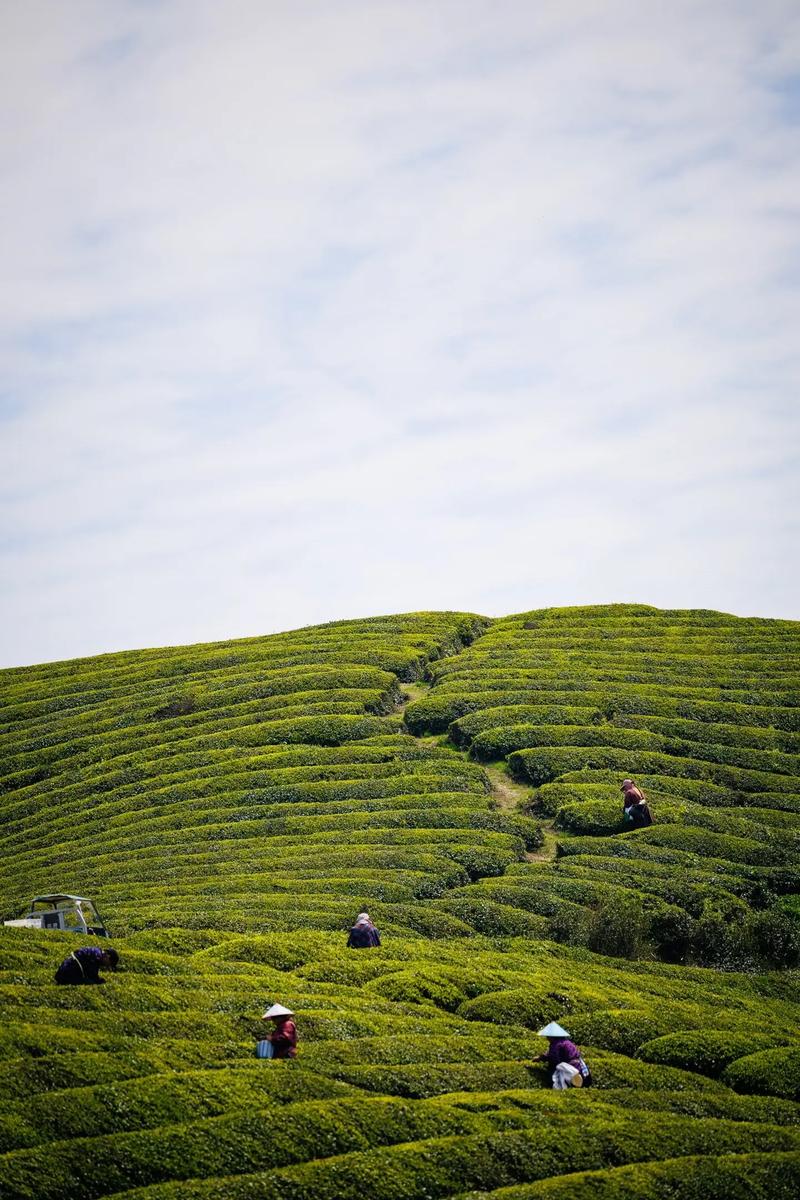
left=1, top=604, right=799, bottom=1199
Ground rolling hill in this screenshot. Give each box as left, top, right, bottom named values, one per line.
left=1, top=604, right=799, bottom=1199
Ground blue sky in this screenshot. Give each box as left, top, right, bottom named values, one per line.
left=1, top=0, right=799, bottom=667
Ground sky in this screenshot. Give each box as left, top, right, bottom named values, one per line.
left=1, top=0, right=799, bottom=668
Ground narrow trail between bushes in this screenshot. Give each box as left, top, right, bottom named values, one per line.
left=523, top=827, right=558, bottom=862
left=398, top=681, right=432, bottom=706
left=483, top=764, right=557, bottom=863
left=398, top=680, right=558, bottom=866
left=483, top=764, right=529, bottom=812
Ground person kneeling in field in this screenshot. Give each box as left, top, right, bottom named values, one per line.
left=537, top=1022, right=592, bottom=1088
left=347, top=911, right=381, bottom=948
left=258, top=1003, right=298, bottom=1059
left=54, top=946, right=118, bottom=985
left=621, top=778, right=653, bottom=829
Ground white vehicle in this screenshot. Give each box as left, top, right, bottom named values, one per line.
left=3, top=894, right=109, bottom=937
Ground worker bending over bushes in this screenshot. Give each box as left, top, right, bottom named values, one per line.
left=537, top=1021, right=592, bottom=1088
left=54, top=946, right=118, bottom=985
left=621, top=778, right=653, bottom=828
left=347, top=911, right=381, bottom=948
left=257, top=1003, right=298, bottom=1059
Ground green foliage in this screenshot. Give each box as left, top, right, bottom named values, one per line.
left=450, top=705, right=603, bottom=750
left=722, top=1048, right=800, bottom=1100
left=435, top=897, right=550, bottom=938
left=458, top=988, right=572, bottom=1030
left=91, top=1117, right=800, bottom=1199
left=0, top=1096, right=488, bottom=1200
left=1, top=604, right=800, bottom=1198
left=751, top=908, right=800, bottom=967
left=637, top=1030, right=784, bottom=1078
left=367, top=968, right=467, bottom=1011
left=328, top=1061, right=543, bottom=1099
left=587, top=892, right=652, bottom=960
left=0, top=1067, right=357, bottom=1151
left=568, top=1009, right=670, bottom=1055
left=458, top=1151, right=800, bottom=1200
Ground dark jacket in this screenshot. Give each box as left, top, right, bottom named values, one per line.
left=54, top=947, right=106, bottom=985
left=629, top=802, right=653, bottom=828
left=347, top=922, right=381, bottom=948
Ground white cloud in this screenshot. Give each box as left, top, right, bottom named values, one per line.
left=1, top=0, right=799, bottom=666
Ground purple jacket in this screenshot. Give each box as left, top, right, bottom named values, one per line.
left=54, top=946, right=106, bottom=985
left=347, top=923, right=381, bottom=948
left=544, top=1038, right=582, bottom=1071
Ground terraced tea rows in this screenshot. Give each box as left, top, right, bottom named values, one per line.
left=0, top=613, right=517, bottom=938
left=408, top=607, right=800, bottom=968
left=1, top=605, right=798, bottom=1199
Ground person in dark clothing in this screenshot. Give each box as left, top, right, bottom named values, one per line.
left=347, top=911, right=381, bottom=949
left=629, top=801, right=653, bottom=828
left=536, top=1022, right=592, bottom=1088
left=260, top=1004, right=297, bottom=1059
left=54, top=946, right=118, bottom=985
left=621, top=778, right=653, bottom=828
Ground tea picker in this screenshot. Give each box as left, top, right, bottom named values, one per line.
left=347, top=911, right=381, bottom=949
left=55, top=945, right=119, bottom=985
left=256, top=1003, right=297, bottom=1059
left=620, top=779, right=653, bottom=829
left=537, top=1022, right=592, bottom=1088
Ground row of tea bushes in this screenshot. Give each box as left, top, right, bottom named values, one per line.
left=402, top=606, right=800, bottom=967
left=2, top=605, right=799, bottom=1197
left=78, top=1118, right=800, bottom=1199
left=1, top=612, right=525, bottom=939
left=458, top=1151, right=800, bottom=1200
left=0, top=612, right=487, bottom=785
left=1, top=925, right=799, bottom=1199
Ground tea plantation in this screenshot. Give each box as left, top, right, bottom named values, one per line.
left=1, top=605, right=799, bottom=1199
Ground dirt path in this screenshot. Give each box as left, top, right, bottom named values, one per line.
left=524, top=827, right=558, bottom=862
left=399, top=681, right=432, bottom=706
left=483, top=764, right=530, bottom=812
left=483, top=764, right=557, bottom=862
left=398, top=678, right=558, bottom=865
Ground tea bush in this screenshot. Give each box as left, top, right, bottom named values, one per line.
left=457, top=988, right=572, bottom=1030
left=722, top=1047, right=800, bottom=1100
left=637, top=1030, right=785, bottom=1078
left=566, top=1009, right=671, bottom=1055
left=0, top=1096, right=489, bottom=1200
left=458, top=1151, right=800, bottom=1200
left=90, top=1117, right=800, bottom=1199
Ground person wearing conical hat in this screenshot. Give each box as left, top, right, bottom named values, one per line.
left=260, top=1003, right=297, bottom=1059
left=537, top=1022, right=591, bottom=1088
left=347, top=911, right=381, bottom=949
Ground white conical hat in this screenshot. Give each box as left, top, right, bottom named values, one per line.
left=262, top=1003, right=294, bottom=1019
left=538, top=1021, right=570, bottom=1038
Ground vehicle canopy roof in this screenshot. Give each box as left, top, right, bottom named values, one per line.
left=30, top=895, right=98, bottom=906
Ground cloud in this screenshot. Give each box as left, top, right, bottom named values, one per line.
left=0, top=0, right=799, bottom=666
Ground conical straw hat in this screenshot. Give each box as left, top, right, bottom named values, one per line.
left=262, top=1003, right=294, bottom=1019
left=537, top=1021, right=570, bottom=1038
